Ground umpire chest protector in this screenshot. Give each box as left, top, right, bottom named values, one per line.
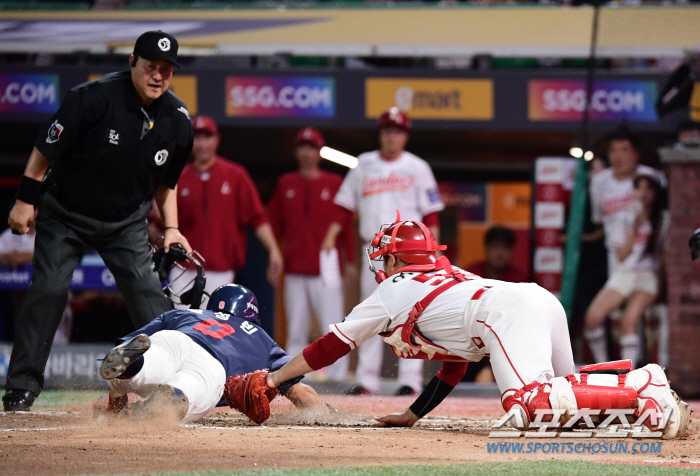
left=36, top=71, right=193, bottom=222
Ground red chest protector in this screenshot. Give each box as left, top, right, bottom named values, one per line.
left=380, top=263, right=479, bottom=362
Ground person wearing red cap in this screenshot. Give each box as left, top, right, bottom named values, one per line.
left=171, top=115, right=283, bottom=307
left=322, top=107, right=444, bottom=395
left=267, top=128, right=355, bottom=380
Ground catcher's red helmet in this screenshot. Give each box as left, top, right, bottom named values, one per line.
left=378, top=107, right=411, bottom=132
left=369, top=211, right=445, bottom=265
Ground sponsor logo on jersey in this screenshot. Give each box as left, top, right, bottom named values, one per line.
left=361, top=173, right=415, bottom=197
left=472, top=337, right=485, bottom=349
left=46, top=120, right=63, bottom=143
left=221, top=181, right=231, bottom=195
left=108, top=129, right=120, bottom=145
left=427, top=188, right=441, bottom=204
left=154, top=149, right=168, bottom=166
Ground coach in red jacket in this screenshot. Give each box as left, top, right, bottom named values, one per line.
left=173, top=116, right=283, bottom=307
left=268, top=128, right=355, bottom=380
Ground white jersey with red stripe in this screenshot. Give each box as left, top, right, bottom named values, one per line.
left=330, top=266, right=506, bottom=362
left=333, top=150, right=444, bottom=241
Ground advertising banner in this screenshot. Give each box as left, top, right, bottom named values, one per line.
left=528, top=80, right=658, bottom=122
left=0, top=73, right=60, bottom=114
left=225, top=76, right=335, bottom=118
left=365, top=78, right=493, bottom=120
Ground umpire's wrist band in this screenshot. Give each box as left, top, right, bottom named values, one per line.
left=16, top=176, right=42, bottom=205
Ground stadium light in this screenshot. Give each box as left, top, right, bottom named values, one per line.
left=569, top=147, right=583, bottom=158
left=583, top=151, right=594, bottom=161
left=320, top=146, right=358, bottom=169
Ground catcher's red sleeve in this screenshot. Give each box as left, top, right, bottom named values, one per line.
left=303, top=332, right=352, bottom=370
left=435, top=361, right=469, bottom=387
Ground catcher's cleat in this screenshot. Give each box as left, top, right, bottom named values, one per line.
left=637, top=364, right=690, bottom=438
left=120, top=384, right=189, bottom=421
left=107, top=394, right=128, bottom=414
left=100, top=334, right=150, bottom=380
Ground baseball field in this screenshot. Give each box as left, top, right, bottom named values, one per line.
left=2, top=390, right=698, bottom=475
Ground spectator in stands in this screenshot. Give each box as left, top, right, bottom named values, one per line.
left=172, top=115, right=283, bottom=308
left=677, top=119, right=700, bottom=145
left=466, top=226, right=528, bottom=282
left=584, top=125, right=666, bottom=365
left=584, top=173, right=668, bottom=368
left=0, top=216, right=72, bottom=344
left=268, top=128, right=355, bottom=381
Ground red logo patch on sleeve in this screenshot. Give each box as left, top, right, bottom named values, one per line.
left=472, top=337, right=485, bottom=349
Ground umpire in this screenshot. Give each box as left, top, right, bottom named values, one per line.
left=2, top=31, right=194, bottom=411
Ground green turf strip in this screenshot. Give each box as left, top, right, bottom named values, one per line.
left=86, top=461, right=700, bottom=476
left=33, top=390, right=104, bottom=408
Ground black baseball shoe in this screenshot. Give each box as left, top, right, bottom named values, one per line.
left=100, top=334, right=150, bottom=380
left=395, top=385, right=418, bottom=396
left=2, top=389, right=37, bottom=412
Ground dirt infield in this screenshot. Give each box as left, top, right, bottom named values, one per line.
left=1, top=395, right=698, bottom=475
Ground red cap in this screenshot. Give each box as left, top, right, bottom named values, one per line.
left=294, top=127, right=325, bottom=149
left=193, top=115, right=219, bottom=135
left=378, top=107, right=410, bottom=131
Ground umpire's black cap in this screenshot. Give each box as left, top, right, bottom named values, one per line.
left=133, top=31, right=179, bottom=67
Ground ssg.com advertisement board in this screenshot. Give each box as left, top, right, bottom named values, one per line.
left=528, top=80, right=658, bottom=122
left=225, top=76, right=335, bottom=118
left=0, top=73, right=60, bottom=113
left=0, top=344, right=112, bottom=389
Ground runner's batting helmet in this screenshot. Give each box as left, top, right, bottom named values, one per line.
left=368, top=210, right=445, bottom=265
left=207, top=284, right=260, bottom=325
left=378, top=107, right=411, bottom=131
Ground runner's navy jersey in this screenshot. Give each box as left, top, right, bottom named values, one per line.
left=118, top=309, right=302, bottom=402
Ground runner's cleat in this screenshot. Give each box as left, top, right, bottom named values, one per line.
left=100, top=334, right=150, bottom=380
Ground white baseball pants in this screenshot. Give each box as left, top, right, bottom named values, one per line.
left=355, top=265, right=423, bottom=393
left=284, top=274, right=348, bottom=380
left=169, top=269, right=235, bottom=310
left=109, top=330, right=226, bottom=423
left=474, top=283, right=575, bottom=394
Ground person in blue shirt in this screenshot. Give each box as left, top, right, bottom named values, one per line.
left=100, top=284, right=325, bottom=422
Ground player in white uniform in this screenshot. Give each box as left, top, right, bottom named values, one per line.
left=253, top=214, right=688, bottom=438
left=585, top=128, right=666, bottom=363
left=322, top=107, right=444, bottom=395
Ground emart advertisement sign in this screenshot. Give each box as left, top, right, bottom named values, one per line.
left=528, top=80, right=657, bottom=122
left=0, top=73, right=59, bottom=113
left=366, top=78, right=494, bottom=120
left=226, top=76, right=335, bottom=118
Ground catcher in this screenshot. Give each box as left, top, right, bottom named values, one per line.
left=100, top=284, right=325, bottom=423
left=226, top=212, right=689, bottom=438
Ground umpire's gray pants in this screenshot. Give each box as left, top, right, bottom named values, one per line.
left=6, top=193, right=171, bottom=394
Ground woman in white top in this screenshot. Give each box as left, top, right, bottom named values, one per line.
left=584, top=173, right=667, bottom=367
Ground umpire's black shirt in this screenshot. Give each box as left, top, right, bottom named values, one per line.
left=34, top=71, right=194, bottom=222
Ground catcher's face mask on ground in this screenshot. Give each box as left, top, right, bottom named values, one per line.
left=152, top=240, right=207, bottom=309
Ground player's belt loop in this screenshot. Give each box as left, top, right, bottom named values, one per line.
left=618, top=374, right=626, bottom=387
left=566, top=374, right=579, bottom=385
left=580, top=373, right=588, bottom=385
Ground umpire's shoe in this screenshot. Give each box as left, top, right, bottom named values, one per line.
left=100, top=334, right=150, bottom=380
left=2, top=389, right=37, bottom=412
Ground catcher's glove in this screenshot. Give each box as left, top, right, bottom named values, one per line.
left=224, top=370, right=278, bottom=424
left=690, top=227, right=700, bottom=261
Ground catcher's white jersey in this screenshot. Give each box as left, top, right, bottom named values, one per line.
left=330, top=265, right=575, bottom=392
left=333, top=150, right=444, bottom=240
left=589, top=165, right=665, bottom=273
